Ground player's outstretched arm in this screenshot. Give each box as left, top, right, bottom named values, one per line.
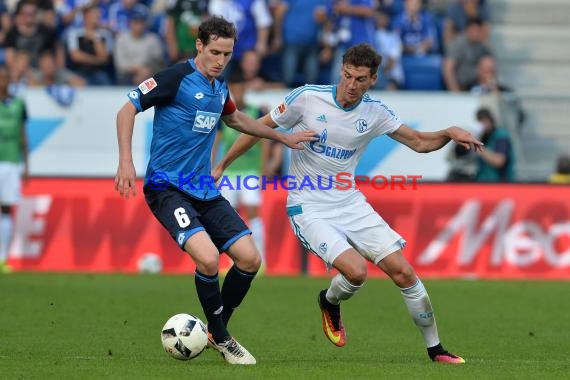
left=214, top=113, right=278, bottom=181
left=115, top=101, right=138, bottom=199
left=221, top=110, right=316, bottom=149
left=389, top=124, right=484, bottom=153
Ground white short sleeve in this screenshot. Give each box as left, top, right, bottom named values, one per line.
left=269, top=87, right=307, bottom=129
left=372, top=101, right=402, bottom=137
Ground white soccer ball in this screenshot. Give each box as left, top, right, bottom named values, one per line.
left=161, top=313, right=208, bottom=360
left=137, top=253, right=163, bottom=274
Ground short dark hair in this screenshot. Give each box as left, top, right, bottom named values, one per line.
left=198, top=16, right=238, bottom=46
left=467, top=17, right=483, bottom=28
left=476, top=107, right=495, bottom=124
left=342, top=43, right=382, bottom=75
left=15, top=0, right=37, bottom=15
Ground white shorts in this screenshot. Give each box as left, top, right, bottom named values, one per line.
left=219, top=176, right=261, bottom=208
left=287, top=198, right=405, bottom=266
left=0, top=162, right=22, bottom=205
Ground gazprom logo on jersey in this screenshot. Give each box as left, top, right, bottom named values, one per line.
left=193, top=111, right=220, bottom=134
left=309, top=128, right=356, bottom=160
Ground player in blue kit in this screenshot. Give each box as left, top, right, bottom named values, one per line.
left=114, top=16, right=316, bottom=365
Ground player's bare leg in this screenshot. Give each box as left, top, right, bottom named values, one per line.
left=377, top=250, right=465, bottom=364
left=318, top=248, right=366, bottom=347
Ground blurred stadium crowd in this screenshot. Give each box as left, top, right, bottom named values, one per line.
left=0, top=0, right=497, bottom=94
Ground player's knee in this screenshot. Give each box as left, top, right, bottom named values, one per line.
left=345, top=262, right=367, bottom=286
left=391, top=264, right=416, bottom=288
left=195, top=255, right=220, bottom=274
left=231, top=246, right=262, bottom=272
left=239, top=253, right=262, bottom=273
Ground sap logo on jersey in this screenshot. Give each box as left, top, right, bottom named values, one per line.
left=193, top=111, right=220, bottom=134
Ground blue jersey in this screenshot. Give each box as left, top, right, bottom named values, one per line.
left=127, top=59, right=233, bottom=200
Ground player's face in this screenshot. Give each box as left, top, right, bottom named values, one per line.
left=336, top=64, right=377, bottom=107
left=195, top=36, right=235, bottom=81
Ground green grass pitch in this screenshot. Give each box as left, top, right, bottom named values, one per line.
left=1, top=274, right=569, bottom=379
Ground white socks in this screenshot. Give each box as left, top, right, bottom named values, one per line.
left=249, top=217, right=265, bottom=263
left=400, top=279, right=440, bottom=348
left=326, top=274, right=362, bottom=305
left=0, top=214, right=13, bottom=262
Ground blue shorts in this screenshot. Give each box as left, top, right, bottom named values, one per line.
left=144, top=185, right=251, bottom=252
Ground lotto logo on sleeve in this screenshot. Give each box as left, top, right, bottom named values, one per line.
left=138, top=78, right=157, bottom=94
left=193, top=111, right=220, bottom=134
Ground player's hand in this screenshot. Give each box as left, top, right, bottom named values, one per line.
left=448, top=126, right=484, bottom=152
left=212, top=164, right=224, bottom=182
left=282, top=131, right=319, bottom=150
left=115, top=161, right=137, bottom=199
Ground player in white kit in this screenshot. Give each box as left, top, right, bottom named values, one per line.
left=214, top=43, right=483, bottom=363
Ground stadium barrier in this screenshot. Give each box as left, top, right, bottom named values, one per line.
left=8, top=179, right=570, bottom=279
left=25, top=88, right=486, bottom=180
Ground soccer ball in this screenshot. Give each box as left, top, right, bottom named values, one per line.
left=137, top=253, right=163, bottom=274
left=161, top=313, right=208, bottom=360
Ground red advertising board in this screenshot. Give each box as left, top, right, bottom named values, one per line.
left=8, top=179, right=570, bottom=279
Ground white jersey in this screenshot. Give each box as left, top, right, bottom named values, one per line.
left=270, top=85, right=402, bottom=207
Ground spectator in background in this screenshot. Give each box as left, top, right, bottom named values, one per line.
left=30, top=50, right=85, bottom=87
left=56, top=0, right=103, bottom=33
left=271, top=0, right=327, bottom=87
left=239, top=49, right=285, bottom=90
left=147, top=0, right=169, bottom=40
left=164, top=0, right=207, bottom=63
left=67, top=4, right=114, bottom=85
left=0, top=0, right=11, bottom=49
left=213, top=69, right=283, bottom=266
left=475, top=107, right=515, bottom=182
left=377, top=0, right=404, bottom=19
left=108, top=0, right=150, bottom=34
left=442, top=17, right=491, bottom=92
left=29, top=51, right=84, bottom=106
left=425, top=0, right=449, bottom=18
left=328, top=0, right=376, bottom=83
left=208, top=0, right=272, bottom=79
left=114, top=8, right=163, bottom=85
left=33, top=0, right=57, bottom=28
left=471, top=55, right=526, bottom=129
left=315, top=3, right=336, bottom=67
left=0, top=65, right=28, bottom=274
left=394, top=0, right=434, bottom=56
left=444, top=0, right=490, bottom=47
left=56, top=0, right=87, bottom=31
left=469, top=55, right=506, bottom=94
left=4, top=0, right=61, bottom=77
left=373, top=9, right=403, bottom=89
left=548, top=155, right=570, bottom=184
left=6, top=51, right=31, bottom=95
